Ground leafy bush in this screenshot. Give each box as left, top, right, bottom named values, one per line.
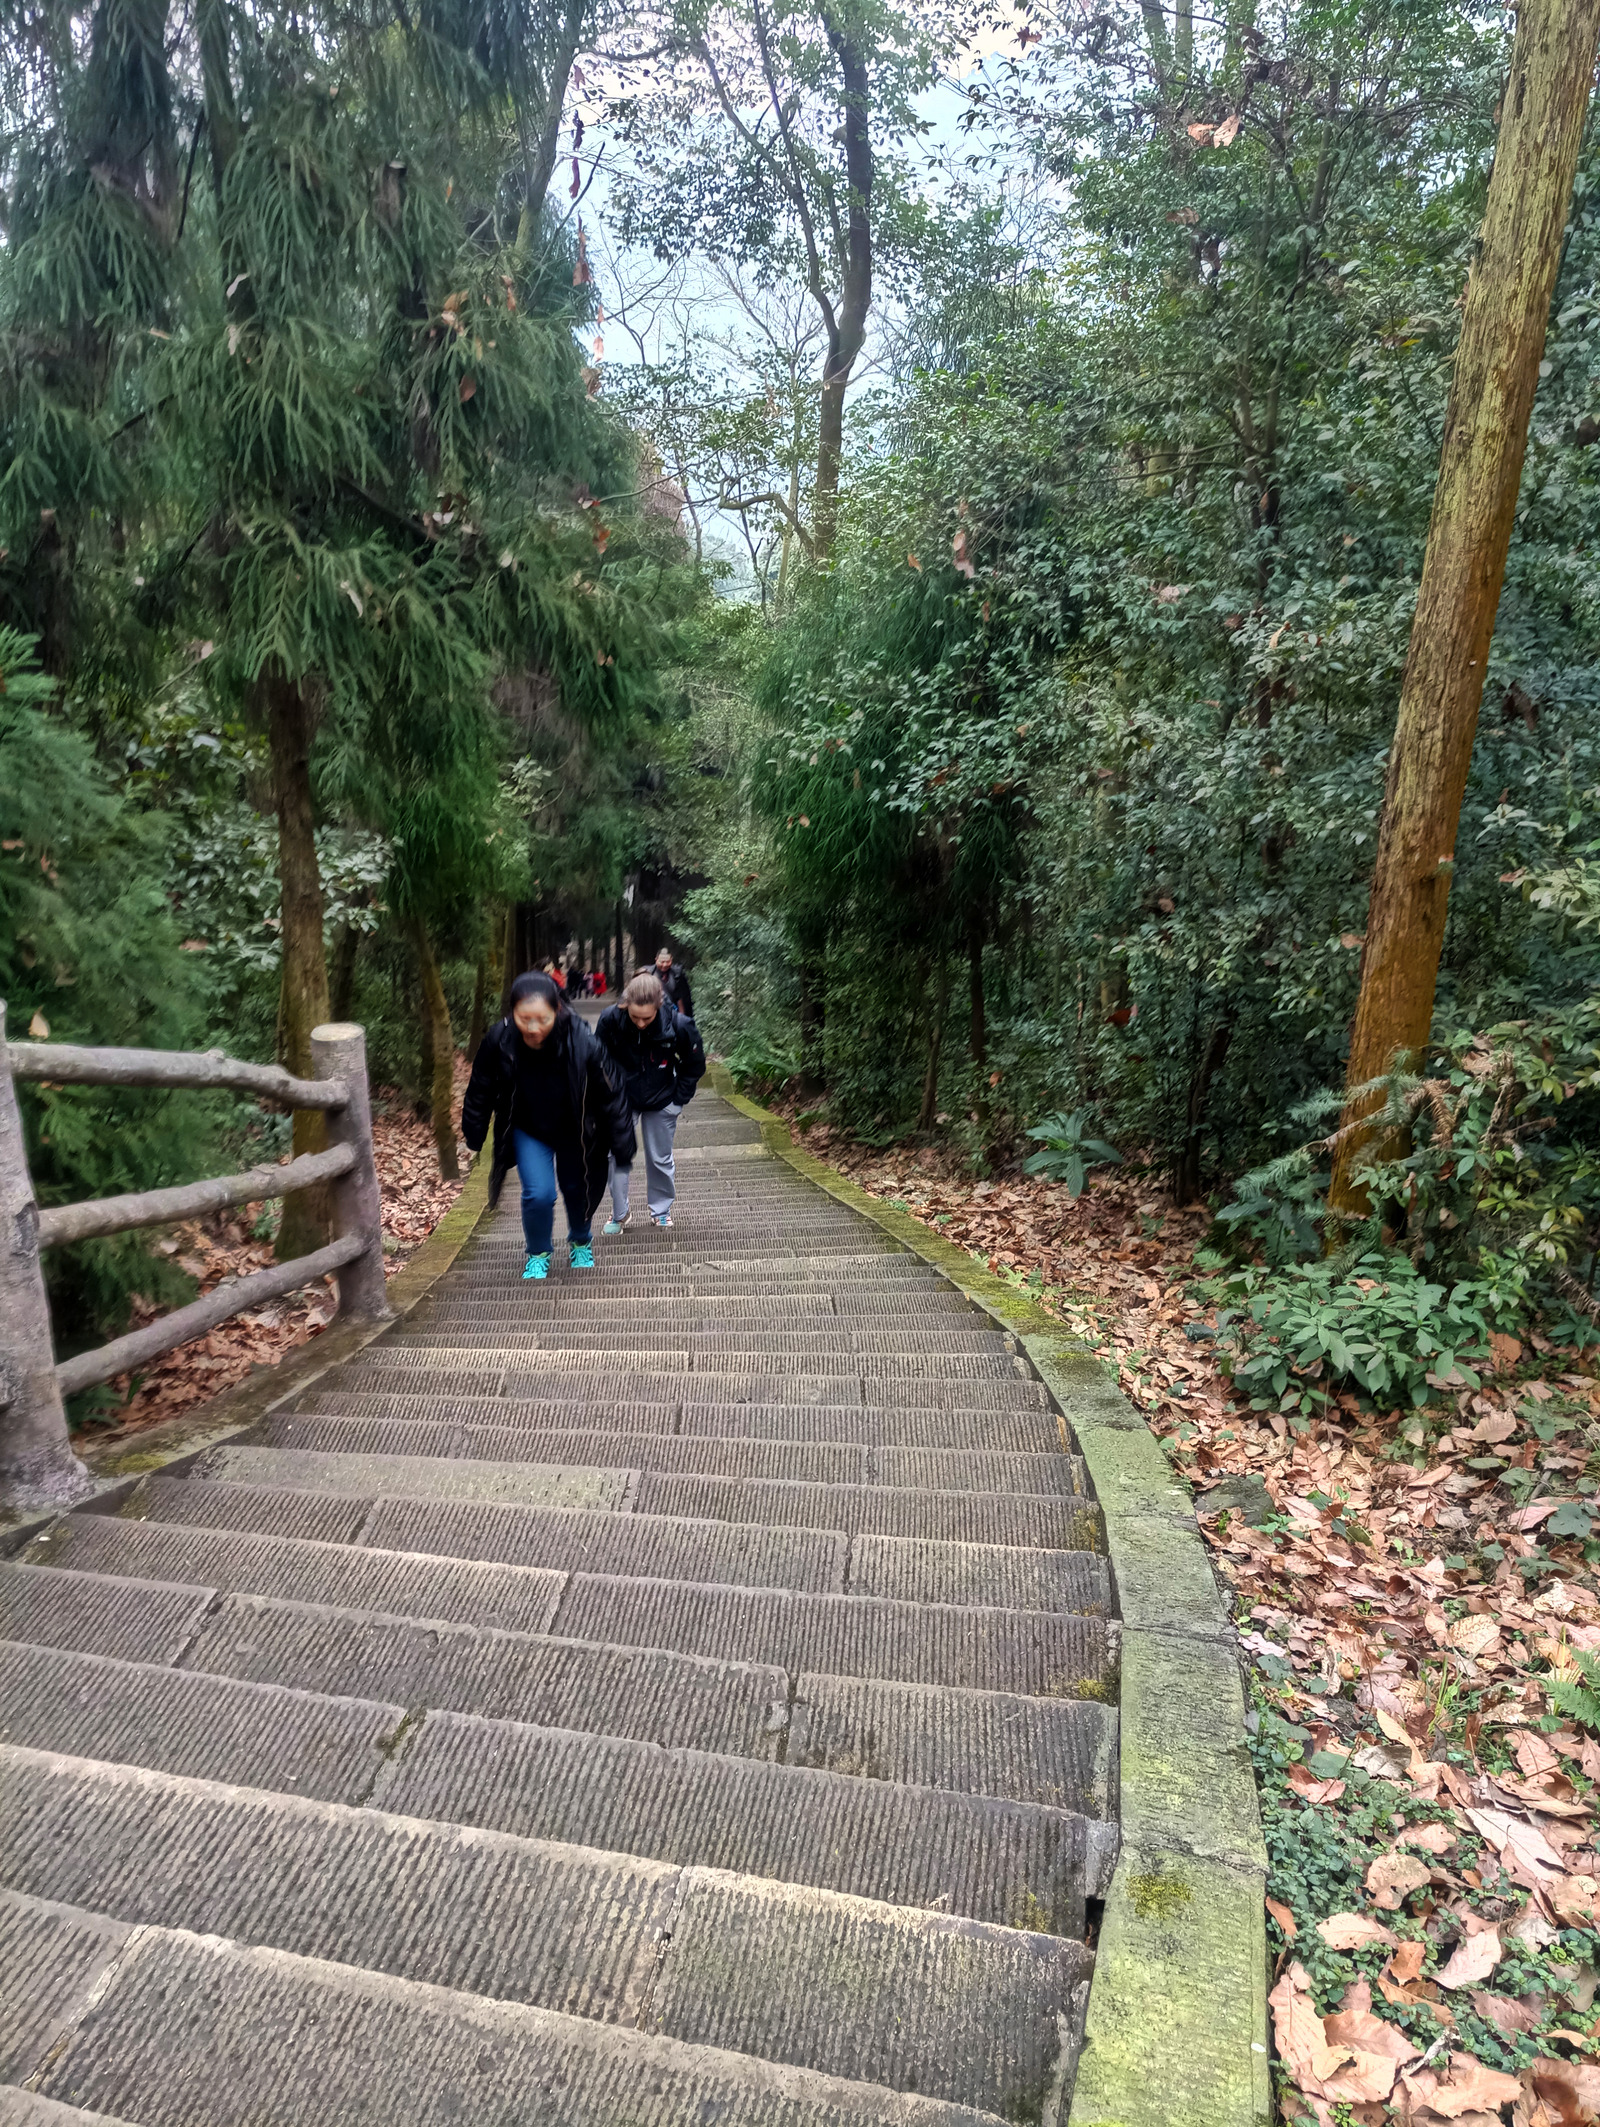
left=721, top=1031, right=799, bottom=1100
left=1207, top=1250, right=1514, bottom=1412
left=1021, top=1110, right=1122, bottom=1197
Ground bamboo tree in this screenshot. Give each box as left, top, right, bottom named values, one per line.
left=1328, top=0, right=1600, bottom=1218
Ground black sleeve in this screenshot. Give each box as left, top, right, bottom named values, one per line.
left=460, top=1032, right=500, bottom=1152
left=675, top=1012, right=706, bottom=1089
left=594, top=1004, right=622, bottom=1058
left=590, top=1039, right=635, bottom=1163
left=676, top=969, right=695, bottom=1017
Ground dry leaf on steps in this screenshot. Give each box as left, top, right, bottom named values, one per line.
left=1434, top=1926, right=1503, bottom=1989
left=1319, top=1912, right=1399, bottom=1951
left=1464, top=1807, right=1569, bottom=1893
left=1319, top=1980, right=1420, bottom=2102
left=1466, top=1988, right=1540, bottom=2035
left=1289, top=1762, right=1347, bottom=1804
left=1367, top=1851, right=1432, bottom=1909
left=1515, top=1730, right=1563, bottom=1781
left=1266, top=1895, right=1297, bottom=1940
left=1386, top=1940, right=1426, bottom=1985
left=1399, top=2050, right=1522, bottom=2117
left=1269, top=1965, right=1357, bottom=2091
left=1448, top=1614, right=1503, bottom=1659
left=1531, top=2056, right=1600, bottom=2119
left=1398, top=1822, right=1458, bottom=1855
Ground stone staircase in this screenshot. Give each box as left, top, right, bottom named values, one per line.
left=0, top=1091, right=1120, bottom=2127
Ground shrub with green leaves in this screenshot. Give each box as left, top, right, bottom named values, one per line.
left=1207, top=1250, right=1514, bottom=1411
left=1020, top=1111, right=1122, bottom=1198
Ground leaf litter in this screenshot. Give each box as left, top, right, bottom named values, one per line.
left=785, top=1109, right=1600, bottom=2127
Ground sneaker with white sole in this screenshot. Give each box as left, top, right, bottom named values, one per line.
left=649, top=1210, right=674, bottom=1229
left=569, top=1241, right=596, bottom=1270
left=522, top=1252, right=551, bottom=1280
left=602, top=1214, right=631, bottom=1236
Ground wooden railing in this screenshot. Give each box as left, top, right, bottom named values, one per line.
left=0, top=1002, right=390, bottom=1508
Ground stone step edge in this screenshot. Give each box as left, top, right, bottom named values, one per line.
left=14, top=1537, right=1123, bottom=1691
left=0, top=1566, right=1120, bottom=1810
left=0, top=1656, right=1116, bottom=1894
left=0, top=1885, right=1013, bottom=2127
left=0, top=1741, right=1100, bottom=1958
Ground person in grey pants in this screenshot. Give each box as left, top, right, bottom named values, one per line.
left=594, top=973, right=707, bottom=1230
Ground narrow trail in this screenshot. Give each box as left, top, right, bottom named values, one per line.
left=0, top=1087, right=1119, bottom=2125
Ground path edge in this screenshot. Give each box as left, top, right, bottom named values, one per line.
left=709, top=1064, right=1271, bottom=2127
left=1, top=1154, right=494, bottom=1556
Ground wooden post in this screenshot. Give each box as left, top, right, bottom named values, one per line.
left=0, top=1001, right=90, bottom=1506
left=310, top=1022, right=391, bottom=1322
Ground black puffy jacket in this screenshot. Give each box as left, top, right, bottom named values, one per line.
left=594, top=1002, right=706, bottom=1114
left=460, top=1012, right=634, bottom=1213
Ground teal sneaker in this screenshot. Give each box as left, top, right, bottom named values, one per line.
left=522, top=1252, right=551, bottom=1280
left=569, top=1241, right=596, bottom=1270
left=602, top=1213, right=631, bottom=1236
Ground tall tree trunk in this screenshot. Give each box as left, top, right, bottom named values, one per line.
left=264, top=674, right=331, bottom=1262
left=918, top=956, right=951, bottom=1133
left=411, top=919, right=461, bottom=1181
left=811, top=16, right=873, bottom=557
left=467, top=910, right=497, bottom=1061
left=1173, top=1021, right=1231, bottom=1205
left=329, top=923, right=359, bottom=1023
left=1329, top=0, right=1600, bottom=1218
left=967, top=920, right=987, bottom=1064
left=798, top=946, right=827, bottom=1098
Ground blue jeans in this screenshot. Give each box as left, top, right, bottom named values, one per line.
left=512, top=1129, right=592, bottom=1256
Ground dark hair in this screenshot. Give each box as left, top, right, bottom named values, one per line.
left=510, top=971, right=566, bottom=1016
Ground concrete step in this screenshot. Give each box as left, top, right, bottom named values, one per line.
left=258, top=1412, right=1077, bottom=1497
left=0, top=2093, right=138, bottom=2127
left=386, top=1328, right=1015, bottom=1355
left=336, top=1365, right=1050, bottom=1411
left=131, top=1474, right=851, bottom=1592
left=0, top=1565, right=788, bottom=1758
left=357, top=1344, right=1023, bottom=1380
left=23, top=1519, right=1116, bottom=1694
left=4, top=1887, right=1057, bottom=2125
left=627, top=1474, right=1097, bottom=1549
left=198, top=1443, right=633, bottom=1510
left=290, top=1389, right=1065, bottom=1451
left=0, top=1653, right=1111, bottom=1930
left=0, top=1750, right=1093, bottom=2112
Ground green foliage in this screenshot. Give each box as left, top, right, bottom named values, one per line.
left=1020, top=1111, right=1122, bottom=1198
left=0, top=626, right=216, bottom=1345
left=1208, top=1249, right=1510, bottom=1412
left=1546, top=1648, right=1600, bottom=1735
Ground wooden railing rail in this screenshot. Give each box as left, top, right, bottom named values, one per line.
left=0, top=1004, right=391, bottom=1509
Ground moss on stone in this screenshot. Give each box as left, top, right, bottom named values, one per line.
left=1127, top=1866, right=1193, bottom=1924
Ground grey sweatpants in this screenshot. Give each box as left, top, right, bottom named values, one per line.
left=610, top=1104, right=681, bottom=1219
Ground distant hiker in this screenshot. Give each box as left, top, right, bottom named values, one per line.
left=461, top=971, right=634, bottom=1280
left=595, top=972, right=705, bottom=1232
left=653, top=946, right=694, bottom=1019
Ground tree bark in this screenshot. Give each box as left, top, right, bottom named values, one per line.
left=329, top=923, right=359, bottom=1023
left=1329, top=0, right=1600, bottom=1218
left=967, top=921, right=987, bottom=1064
left=1173, top=1021, right=1231, bottom=1205
left=918, top=956, right=951, bottom=1133
left=798, top=945, right=827, bottom=1098
left=411, top=918, right=460, bottom=1181
left=467, top=912, right=497, bottom=1062
left=811, top=14, right=873, bottom=557
left=263, top=673, right=331, bottom=1261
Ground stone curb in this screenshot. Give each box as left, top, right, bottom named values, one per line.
left=1, top=1154, right=495, bottom=1557
left=709, top=1064, right=1271, bottom=2127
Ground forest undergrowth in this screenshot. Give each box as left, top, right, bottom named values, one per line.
left=781, top=1097, right=1600, bottom=2127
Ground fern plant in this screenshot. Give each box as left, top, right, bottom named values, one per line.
left=1547, top=1648, right=1600, bottom=1734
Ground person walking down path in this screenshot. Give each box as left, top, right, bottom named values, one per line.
left=595, top=972, right=706, bottom=1232
left=461, top=971, right=635, bottom=1280
left=653, top=946, right=694, bottom=1019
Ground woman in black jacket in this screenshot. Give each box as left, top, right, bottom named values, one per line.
left=460, top=971, right=635, bottom=1280
left=594, top=972, right=706, bottom=1231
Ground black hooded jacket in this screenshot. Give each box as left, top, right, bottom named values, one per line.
left=594, top=1002, right=706, bottom=1113
left=461, top=1012, right=634, bottom=1213
left=657, top=962, right=694, bottom=1017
